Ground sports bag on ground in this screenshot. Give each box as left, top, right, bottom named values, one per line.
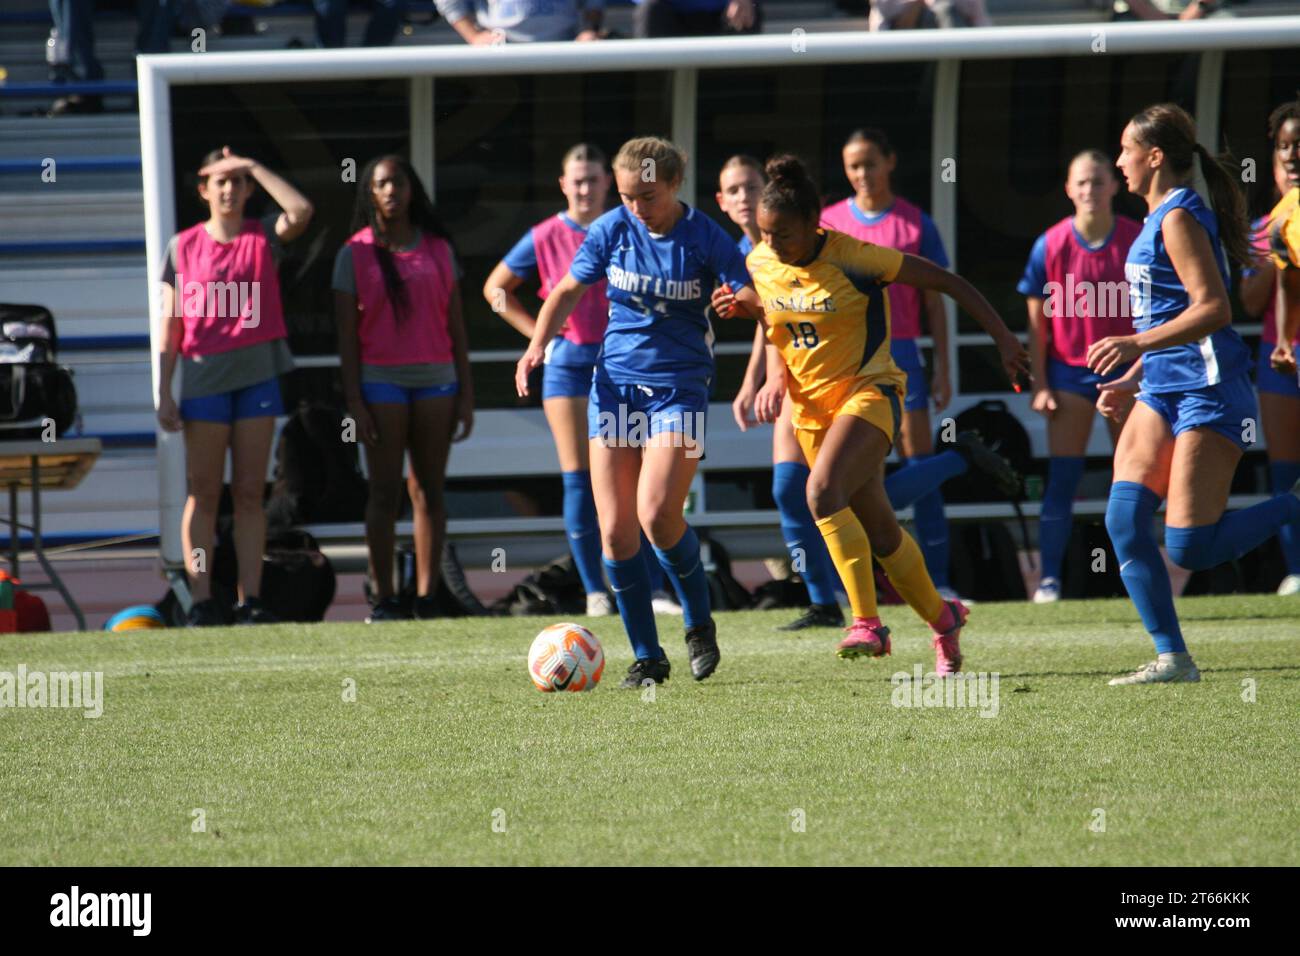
left=0, top=303, right=77, bottom=440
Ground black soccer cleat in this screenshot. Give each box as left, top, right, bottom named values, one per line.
left=233, top=597, right=279, bottom=626
left=412, top=594, right=439, bottom=620
left=365, top=597, right=411, bottom=623
left=776, top=603, right=845, bottom=632
left=953, top=430, right=1022, bottom=499
left=187, top=597, right=225, bottom=628
left=619, top=656, right=672, bottom=689
left=684, top=619, right=721, bottom=681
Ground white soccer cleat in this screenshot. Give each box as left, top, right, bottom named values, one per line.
left=651, top=590, right=683, bottom=615
left=1277, top=574, right=1300, bottom=597
left=586, top=591, right=615, bottom=616
left=1032, top=577, right=1062, bottom=604
left=1108, top=653, right=1201, bottom=686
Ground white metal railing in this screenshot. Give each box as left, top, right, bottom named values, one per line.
left=139, top=18, right=1300, bottom=567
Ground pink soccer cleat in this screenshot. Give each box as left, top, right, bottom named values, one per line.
left=931, top=599, right=970, bottom=675
left=836, top=619, right=892, bottom=660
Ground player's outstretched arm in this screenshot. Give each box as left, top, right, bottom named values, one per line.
left=895, top=253, right=1030, bottom=388
left=515, top=271, right=589, bottom=397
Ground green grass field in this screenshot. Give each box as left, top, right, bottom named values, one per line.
left=2, top=596, right=1297, bottom=866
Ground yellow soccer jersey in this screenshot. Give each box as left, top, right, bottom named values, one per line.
left=747, top=229, right=906, bottom=429
left=1268, top=186, right=1300, bottom=270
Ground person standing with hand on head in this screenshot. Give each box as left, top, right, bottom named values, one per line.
left=157, top=147, right=314, bottom=627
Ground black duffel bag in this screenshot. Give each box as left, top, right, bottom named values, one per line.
left=0, top=304, right=77, bottom=439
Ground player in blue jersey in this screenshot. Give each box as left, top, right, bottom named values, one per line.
left=1089, top=103, right=1300, bottom=685
left=485, top=143, right=682, bottom=619
left=515, top=136, right=759, bottom=688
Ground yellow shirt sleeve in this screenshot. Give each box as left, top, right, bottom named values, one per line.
left=1268, top=188, right=1300, bottom=270
left=834, top=232, right=905, bottom=285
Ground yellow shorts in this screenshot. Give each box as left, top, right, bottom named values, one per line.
left=793, top=383, right=903, bottom=469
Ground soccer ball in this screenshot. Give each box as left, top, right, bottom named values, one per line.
left=527, top=623, right=605, bottom=692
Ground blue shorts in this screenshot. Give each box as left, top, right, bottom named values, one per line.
left=1137, top=374, right=1258, bottom=451
left=1047, top=357, right=1132, bottom=399
left=180, top=377, right=284, bottom=424
left=890, top=338, right=929, bottom=412
left=587, top=377, right=709, bottom=456
left=361, top=380, right=458, bottom=405
left=542, top=339, right=600, bottom=400
left=1255, top=348, right=1300, bottom=399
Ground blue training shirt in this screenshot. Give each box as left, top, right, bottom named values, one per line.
left=569, top=203, right=750, bottom=388
left=1124, top=187, right=1250, bottom=392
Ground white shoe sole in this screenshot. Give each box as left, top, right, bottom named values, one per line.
left=1108, top=664, right=1201, bottom=686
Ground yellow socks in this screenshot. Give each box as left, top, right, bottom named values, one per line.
left=815, top=507, right=877, bottom=621
left=876, top=531, right=945, bottom=626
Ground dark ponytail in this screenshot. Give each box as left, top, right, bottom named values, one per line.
left=1129, top=104, right=1252, bottom=270
left=1192, top=141, right=1253, bottom=270
left=760, top=154, right=820, bottom=224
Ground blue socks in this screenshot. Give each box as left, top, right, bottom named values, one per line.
left=772, top=461, right=842, bottom=606
left=652, top=525, right=713, bottom=628
left=603, top=552, right=661, bottom=661
left=562, top=470, right=606, bottom=596
left=1106, top=481, right=1185, bottom=655
left=1165, top=492, right=1300, bottom=571
left=884, top=450, right=967, bottom=509
left=1270, top=460, right=1300, bottom=575
left=640, top=533, right=668, bottom=593
left=885, top=454, right=964, bottom=590
left=1039, top=456, right=1085, bottom=582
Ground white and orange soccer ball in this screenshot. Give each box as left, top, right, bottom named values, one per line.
left=527, top=622, right=605, bottom=692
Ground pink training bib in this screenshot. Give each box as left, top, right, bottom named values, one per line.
left=348, top=226, right=456, bottom=365
left=1040, top=216, right=1142, bottom=365
left=819, top=196, right=927, bottom=340
left=173, top=219, right=287, bottom=357
left=532, top=213, right=609, bottom=345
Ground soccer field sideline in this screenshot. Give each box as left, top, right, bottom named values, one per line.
left=1, top=595, right=1297, bottom=866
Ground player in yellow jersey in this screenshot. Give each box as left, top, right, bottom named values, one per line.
left=1267, top=97, right=1300, bottom=378
left=715, top=155, right=1028, bottom=673
left=1261, top=98, right=1300, bottom=595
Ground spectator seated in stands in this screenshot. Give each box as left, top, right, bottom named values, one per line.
left=1111, top=0, right=1231, bottom=20
left=869, top=0, right=989, bottom=30
left=315, top=0, right=408, bottom=47
left=633, top=0, right=760, bottom=37
left=434, top=0, right=608, bottom=43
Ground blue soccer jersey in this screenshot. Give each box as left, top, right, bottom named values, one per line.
left=569, top=204, right=751, bottom=388
left=1124, top=187, right=1250, bottom=392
